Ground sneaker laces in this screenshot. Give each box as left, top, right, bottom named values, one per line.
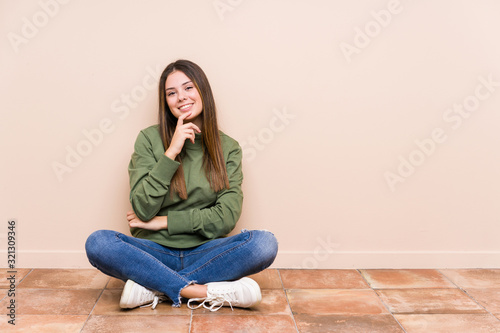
left=139, top=294, right=168, bottom=310
left=187, top=290, right=237, bottom=312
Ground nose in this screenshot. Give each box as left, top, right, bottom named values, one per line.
left=177, top=91, right=187, bottom=102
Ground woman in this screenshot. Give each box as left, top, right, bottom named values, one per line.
left=85, top=59, right=278, bottom=311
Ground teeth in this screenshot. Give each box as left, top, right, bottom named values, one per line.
left=179, top=104, right=192, bottom=110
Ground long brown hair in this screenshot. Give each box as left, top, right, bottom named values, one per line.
left=158, top=59, right=229, bottom=199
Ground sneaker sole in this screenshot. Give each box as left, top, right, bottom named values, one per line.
left=119, top=279, right=136, bottom=308
left=239, top=277, right=262, bottom=307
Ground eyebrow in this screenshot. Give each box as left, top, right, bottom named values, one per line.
left=166, top=81, right=192, bottom=91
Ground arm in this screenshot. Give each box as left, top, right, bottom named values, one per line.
left=128, top=130, right=180, bottom=221
left=167, top=143, right=243, bottom=240
left=129, top=113, right=200, bottom=221
left=127, top=210, right=168, bottom=230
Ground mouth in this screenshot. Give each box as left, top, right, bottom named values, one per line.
left=178, top=103, right=194, bottom=112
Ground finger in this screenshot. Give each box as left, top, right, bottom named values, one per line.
left=179, top=122, right=201, bottom=134
left=188, top=123, right=201, bottom=133
left=182, top=122, right=201, bottom=133
left=129, top=220, right=142, bottom=228
left=177, top=111, right=192, bottom=126
left=188, top=129, right=195, bottom=144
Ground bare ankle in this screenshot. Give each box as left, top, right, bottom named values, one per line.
left=180, top=284, right=207, bottom=299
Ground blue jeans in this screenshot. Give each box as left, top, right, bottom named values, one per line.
left=85, top=229, right=278, bottom=306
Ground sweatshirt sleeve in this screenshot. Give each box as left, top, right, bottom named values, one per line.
left=128, top=130, right=180, bottom=221
left=167, top=144, right=243, bottom=239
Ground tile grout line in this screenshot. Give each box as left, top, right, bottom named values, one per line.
left=9, top=268, right=500, bottom=330
left=102, top=276, right=112, bottom=289
left=10, top=268, right=34, bottom=287
left=277, top=269, right=300, bottom=333
left=18, top=268, right=34, bottom=285
left=437, top=269, right=500, bottom=322
left=0, top=269, right=34, bottom=312
left=79, top=286, right=106, bottom=333
left=13, top=287, right=112, bottom=291
left=356, top=269, right=408, bottom=333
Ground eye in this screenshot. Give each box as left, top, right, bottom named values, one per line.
left=167, top=91, right=175, bottom=97
left=186, top=86, right=193, bottom=91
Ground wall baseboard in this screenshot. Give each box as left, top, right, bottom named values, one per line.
left=1, top=250, right=500, bottom=269
left=273, top=250, right=500, bottom=269
left=1, top=250, right=93, bottom=269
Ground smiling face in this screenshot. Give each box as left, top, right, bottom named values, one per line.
left=165, top=70, right=203, bottom=128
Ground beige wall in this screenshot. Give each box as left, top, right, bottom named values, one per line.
left=1, top=0, right=499, bottom=269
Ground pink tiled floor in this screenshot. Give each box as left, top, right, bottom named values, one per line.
left=1, top=268, right=500, bottom=332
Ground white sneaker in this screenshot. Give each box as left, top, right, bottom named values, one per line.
left=119, top=280, right=167, bottom=309
left=187, top=277, right=262, bottom=312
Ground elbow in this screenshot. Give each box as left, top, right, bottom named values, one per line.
left=223, top=215, right=239, bottom=235
left=131, top=202, right=154, bottom=222
left=139, top=212, right=154, bottom=222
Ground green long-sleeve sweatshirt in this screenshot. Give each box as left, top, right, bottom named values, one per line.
left=128, top=124, right=243, bottom=248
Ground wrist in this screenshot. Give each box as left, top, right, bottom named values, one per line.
left=165, top=148, right=178, bottom=160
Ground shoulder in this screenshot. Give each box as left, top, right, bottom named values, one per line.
left=219, top=131, right=243, bottom=172
left=133, top=124, right=164, bottom=153
left=219, top=130, right=241, bottom=153
left=219, top=131, right=243, bottom=164
left=139, top=124, right=161, bottom=138
left=135, top=124, right=161, bottom=143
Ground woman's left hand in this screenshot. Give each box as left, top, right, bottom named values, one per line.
left=127, top=211, right=168, bottom=231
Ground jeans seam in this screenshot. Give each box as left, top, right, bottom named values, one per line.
left=115, top=234, right=187, bottom=282
left=114, top=233, right=188, bottom=305
left=185, top=241, right=223, bottom=256
left=119, top=233, right=181, bottom=258
left=183, top=230, right=254, bottom=278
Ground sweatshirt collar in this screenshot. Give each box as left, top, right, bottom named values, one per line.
left=184, top=132, right=202, bottom=150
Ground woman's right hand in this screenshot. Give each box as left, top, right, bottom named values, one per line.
left=165, top=112, right=201, bottom=160
left=127, top=211, right=167, bottom=230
